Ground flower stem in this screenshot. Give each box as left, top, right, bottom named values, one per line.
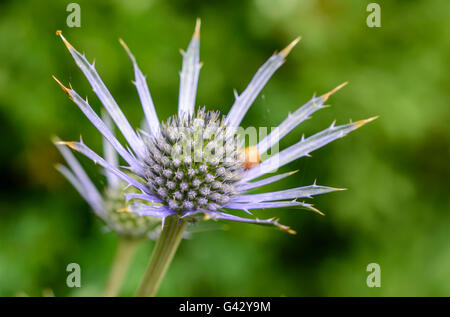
left=135, top=215, right=187, bottom=297
left=103, top=236, right=142, bottom=297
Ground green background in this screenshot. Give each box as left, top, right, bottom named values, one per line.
left=0, top=0, right=449, bottom=296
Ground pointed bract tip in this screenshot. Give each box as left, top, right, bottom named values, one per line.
left=310, top=205, right=325, bottom=216
left=322, top=81, right=348, bottom=101
left=354, top=115, right=379, bottom=128
left=281, top=226, right=297, bottom=235
left=56, top=30, right=72, bottom=50
left=118, top=38, right=135, bottom=61
left=280, top=36, right=301, bottom=57
left=193, top=18, right=201, bottom=38
left=54, top=140, right=76, bottom=150
left=52, top=75, right=73, bottom=99
left=240, top=146, right=261, bottom=170
left=118, top=38, right=128, bottom=51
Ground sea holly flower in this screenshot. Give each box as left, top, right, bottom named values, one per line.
left=53, top=19, right=376, bottom=296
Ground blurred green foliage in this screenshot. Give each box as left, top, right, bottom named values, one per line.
left=0, top=0, right=449, bottom=296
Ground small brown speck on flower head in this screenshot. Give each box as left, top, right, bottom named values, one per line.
left=240, top=146, right=260, bottom=170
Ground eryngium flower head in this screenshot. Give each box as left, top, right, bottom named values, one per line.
left=144, top=108, right=243, bottom=212
left=53, top=20, right=376, bottom=234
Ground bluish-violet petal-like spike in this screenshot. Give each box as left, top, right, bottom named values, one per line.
left=226, top=200, right=324, bottom=215
left=257, top=83, right=348, bottom=154
left=102, top=110, right=121, bottom=190
left=244, top=116, right=379, bottom=181
left=56, top=31, right=146, bottom=159
left=54, top=137, right=98, bottom=193
left=52, top=76, right=144, bottom=176
left=56, top=139, right=157, bottom=199
left=119, top=39, right=160, bottom=137
left=178, top=18, right=201, bottom=119
left=204, top=211, right=296, bottom=234
left=225, top=37, right=301, bottom=135
left=232, top=185, right=345, bottom=203
left=128, top=203, right=175, bottom=218
left=55, top=164, right=106, bottom=219
left=124, top=192, right=162, bottom=204
left=226, top=200, right=303, bottom=210
left=54, top=137, right=104, bottom=211
left=238, top=170, right=299, bottom=191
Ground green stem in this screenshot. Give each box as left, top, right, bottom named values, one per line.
left=103, top=236, right=142, bottom=297
left=135, top=215, right=187, bottom=297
